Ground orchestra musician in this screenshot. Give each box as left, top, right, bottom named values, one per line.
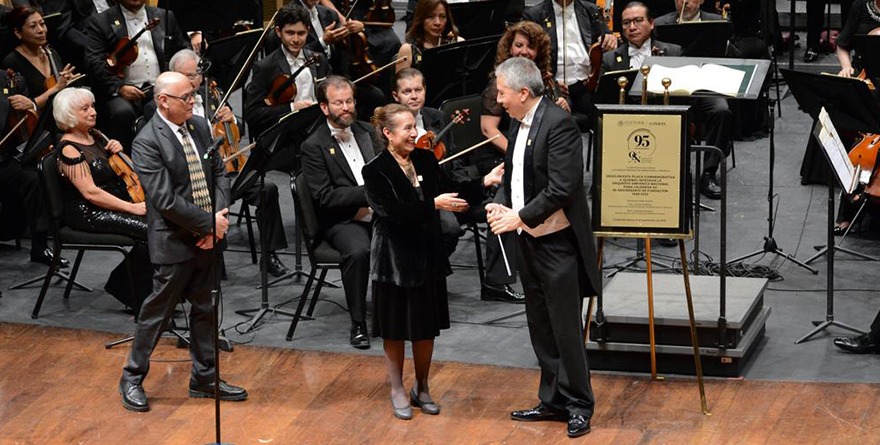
left=0, top=73, right=67, bottom=268
left=83, top=0, right=188, bottom=151
left=151, top=49, right=290, bottom=277
left=834, top=310, right=880, bottom=354
left=522, top=0, right=617, bottom=121
left=300, top=75, right=378, bottom=350
left=395, top=0, right=464, bottom=72
left=362, top=103, right=468, bottom=420
left=52, top=87, right=151, bottom=312
left=653, top=0, right=723, bottom=24
left=243, top=3, right=331, bottom=140
left=2, top=6, right=78, bottom=109
left=320, top=0, right=401, bottom=72
left=835, top=0, right=880, bottom=77
left=805, top=0, right=853, bottom=63
left=486, top=57, right=599, bottom=438
left=602, top=1, right=733, bottom=200
left=120, top=71, right=247, bottom=413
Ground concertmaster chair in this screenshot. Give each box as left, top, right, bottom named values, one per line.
left=285, top=172, right=343, bottom=341
left=31, top=152, right=136, bottom=319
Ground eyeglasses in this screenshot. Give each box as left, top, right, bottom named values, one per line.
left=328, top=99, right=356, bottom=108
left=621, top=16, right=647, bottom=27
left=164, top=92, right=197, bottom=103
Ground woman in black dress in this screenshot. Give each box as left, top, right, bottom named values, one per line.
left=363, top=103, right=468, bottom=420
left=395, top=0, right=463, bottom=72
left=52, top=87, right=151, bottom=312
left=2, top=6, right=78, bottom=109
left=836, top=0, right=880, bottom=77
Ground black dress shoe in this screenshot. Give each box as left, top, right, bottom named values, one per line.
left=804, top=47, right=819, bottom=63
left=31, top=248, right=70, bottom=268
left=699, top=172, right=721, bottom=200
left=119, top=380, right=149, bottom=412
left=481, top=284, right=525, bottom=303
left=833, top=333, right=880, bottom=354
left=567, top=414, right=591, bottom=437
left=350, top=323, right=370, bottom=349
left=264, top=252, right=290, bottom=277
left=510, top=404, right=568, bottom=422
left=189, top=379, right=248, bottom=401
left=657, top=238, right=678, bottom=247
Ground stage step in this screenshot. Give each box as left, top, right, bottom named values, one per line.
left=588, top=273, right=769, bottom=377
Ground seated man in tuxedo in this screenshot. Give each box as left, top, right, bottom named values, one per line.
left=391, top=68, right=521, bottom=303
left=83, top=0, right=188, bottom=151
left=522, top=0, right=617, bottom=124
left=244, top=3, right=332, bottom=143
left=653, top=0, right=723, bottom=24
left=165, top=49, right=291, bottom=277
left=602, top=1, right=732, bottom=200
left=300, top=75, right=379, bottom=350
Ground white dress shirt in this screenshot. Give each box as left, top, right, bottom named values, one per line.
left=328, top=121, right=372, bottom=222
left=629, top=38, right=653, bottom=69
left=552, top=0, right=590, bottom=85
left=414, top=111, right=428, bottom=139
left=93, top=0, right=110, bottom=14
left=306, top=5, right=331, bottom=57
left=121, top=6, right=160, bottom=86
left=283, top=47, right=316, bottom=110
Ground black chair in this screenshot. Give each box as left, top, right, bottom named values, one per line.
left=32, top=152, right=136, bottom=319
left=285, top=172, right=343, bottom=341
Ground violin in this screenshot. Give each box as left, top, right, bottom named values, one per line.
left=338, top=1, right=381, bottom=85
left=583, top=35, right=604, bottom=92
left=208, top=81, right=244, bottom=173
left=415, top=109, right=470, bottom=161
left=106, top=18, right=160, bottom=79
left=94, top=129, right=145, bottom=203
left=544, top=72, right=559, bottom=102
left=263, top=54, right=319, bottom=106
left=42, top=46, right=61, bottom=91
left=4, top=69, right=38, bottom=147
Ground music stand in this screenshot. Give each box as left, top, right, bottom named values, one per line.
left=231, top=105, right=323, bottom=331
left=653, top=22, right=733, bottom=57
left=157, top=0, right=261, bottom=34
left=448, top=0, right=507, bottom=39
left=203, top=29, right=263, bottom=94
left=594, top=69, right=638, bottom=105
left=421, top=35, right=501, bottom=108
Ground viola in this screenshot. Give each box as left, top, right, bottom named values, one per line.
left=415, top=109, right=470, bottom=161
left=208, top=81, right=244, bottom=173
left=94, top=129, right=145, bottom=203
left=263, top=54, right=319, bottom=106
left=4, top=69, right=37, bottom=147
left=106, top=18, right=160, bottom=79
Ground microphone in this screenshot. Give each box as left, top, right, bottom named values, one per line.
left=203, top=136, right=226, bottom=159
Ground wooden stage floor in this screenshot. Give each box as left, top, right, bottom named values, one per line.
left=1, top=322, right=878, bottom=445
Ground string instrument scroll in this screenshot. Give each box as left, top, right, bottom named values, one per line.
left=415, top=109, right=470, bottom=161
left=105, top=18, right=161, bottom=78
left=93, top=129, right=145, bottom=203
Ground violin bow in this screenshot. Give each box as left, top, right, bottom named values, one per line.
left=352, top=56, right=406, bottom=84
left=438, top=135, right=501, bottom=165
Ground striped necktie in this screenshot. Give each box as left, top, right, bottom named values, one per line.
left=178, top=127, right=212, bottom=213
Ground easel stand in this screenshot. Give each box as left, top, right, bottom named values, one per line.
left=729, top=99, right=818, bottom=274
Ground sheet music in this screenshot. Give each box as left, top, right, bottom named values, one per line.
left=816, top=107, right=859, bottom=193
left=647, top=63, right=745, bottom=96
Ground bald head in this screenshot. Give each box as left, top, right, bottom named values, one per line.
left=155, top=71, right=195, bottom=125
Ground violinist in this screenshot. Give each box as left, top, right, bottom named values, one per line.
left=244, top=3, right=331, bottom=138
left=166, top=49, right=292, bottom=277
left=835, top=0, right=880, bottom=77
left=396, top=0, right=464, bottom=72
left=52, top=87, right=152, bottom=312
left=601, top=1, right=732, bottom=200
left=522, top=0, right=617, bottom=120
left=83, top=0, right=188, bottom=150
left=2, top=6, right=78, bottom=109
left=0, top=73, right=68, bottom=269
left=296, top=0, right=354, bottom=64
left=320, top=0, right=401, bottom=70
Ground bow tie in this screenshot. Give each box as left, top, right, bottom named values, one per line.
left=628, top=45, right=651, bottom=57
left=332, top=127, right=352, bottom=142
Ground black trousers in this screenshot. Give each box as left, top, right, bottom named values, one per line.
left=325, top=220, right=371, bottom=326
left=122, top=250, right=220, bottom=386
left=517, top=228, right=594, bottom=417
left=692, top=97, right=733, bottom=175
left=237, top=181, right=287, bottom=252
left=0, top=159, right=49, bottom=252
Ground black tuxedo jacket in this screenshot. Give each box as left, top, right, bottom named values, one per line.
left=131, top=114, right=230, bottom=265
left=494, top=97, right=600, bottom=296
left=522, top=0, right=608, bottom=77
left=601, top=40, right=683, bottom=73
left=654, top=10, right=723, bottom=26
left=83, top=5, right=189, bottom=99
left=300, top=119, right=379, bottom=230
left=244, top=47, right=331, bottom=138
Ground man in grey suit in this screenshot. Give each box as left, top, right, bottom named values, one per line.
left=120, top=72, right=246, bottom=412
left=487, top=57, right=600, bottom=438
left=653, top=0, right=722, bottom=25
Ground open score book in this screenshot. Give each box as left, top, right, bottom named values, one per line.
left=647, top=63, right=747, bottom=97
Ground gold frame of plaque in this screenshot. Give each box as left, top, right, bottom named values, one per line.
left=592, top=104, right=692, bottom=239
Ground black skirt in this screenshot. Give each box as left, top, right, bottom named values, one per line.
left=371, top=278, right=450, bottom=341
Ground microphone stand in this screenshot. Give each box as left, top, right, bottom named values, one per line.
left=203, top=133, right=235, bottom=445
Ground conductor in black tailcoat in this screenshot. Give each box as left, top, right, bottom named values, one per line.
left=486, top=57, right=600, bottom=438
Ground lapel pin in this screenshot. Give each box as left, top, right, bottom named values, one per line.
left=329, top=148, right=335, bottom=155
left=113, top=19, right=120, bottom=27
left=527, top=139, right=532, bottom=146
left=616, top=55, right=623, bottom=63
left=417, top=175, right=423, bottom=182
